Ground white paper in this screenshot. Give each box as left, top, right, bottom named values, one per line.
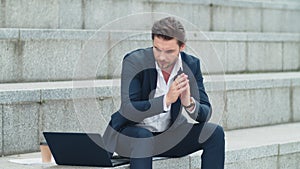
left=153, top=157, right=169, bottom=161
left=9, top=158, right=55, bottom=165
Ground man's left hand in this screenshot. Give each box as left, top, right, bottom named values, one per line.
left=175, top=73, right=191, bottom=106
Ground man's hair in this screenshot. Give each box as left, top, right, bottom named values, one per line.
left=151, top=17, right=186, bottom=47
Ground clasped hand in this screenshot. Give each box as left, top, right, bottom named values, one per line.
left=165, top=73, right=191, bottom=107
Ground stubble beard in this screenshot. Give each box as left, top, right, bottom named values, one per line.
left=159, top=56, right=179, bottom=72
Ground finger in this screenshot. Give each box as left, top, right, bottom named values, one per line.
left=176, top=84, right=188, bottom=94
left=175, top=73, right=183, bottom=82
left=174, top=78, right=180, bottom=86
left=177, top=79, right=189, bottom=89
left=178, top=84, right=189, bottom=93
left=176, top=74, right=188, bottom=84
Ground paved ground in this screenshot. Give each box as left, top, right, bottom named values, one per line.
left=1, top=122, right=300, bottom=169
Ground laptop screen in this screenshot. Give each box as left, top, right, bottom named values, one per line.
left=43, top=132, right=128, bottom=167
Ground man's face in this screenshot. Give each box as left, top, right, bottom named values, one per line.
left=153, top=36, right=185, bottom=71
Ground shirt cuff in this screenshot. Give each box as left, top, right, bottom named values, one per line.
left=185, top=97, right=196, bottom=113
left=163, top=95, right=171, bottom=112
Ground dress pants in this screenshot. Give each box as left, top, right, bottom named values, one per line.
left=115, top=122, right=225, bottom=169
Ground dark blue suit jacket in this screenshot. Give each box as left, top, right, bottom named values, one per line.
left=104, top=47, right=211, bottom=152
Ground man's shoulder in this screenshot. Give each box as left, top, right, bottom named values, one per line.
left=122, top=47, right=155, bottom=70
left=181, top=51, right=200, bottom=66
left=124, top=47, right=153, bottom=60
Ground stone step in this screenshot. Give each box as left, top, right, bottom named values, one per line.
left=1, top=28, right=299, bottom=83
left=1, top=122, right=300, bottom=169
left=0, top=72, right=300, bottom=155
left=0, top=0, right=299, bottom=33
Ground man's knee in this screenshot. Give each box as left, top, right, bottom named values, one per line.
left=121, top=126, right=153, bottom=138
left=199, top=124, right=225, bottom=145
left=117, top=127, right=154, bottom=157
left=136, top=128, right=153, bottom=138
left=213, top=125, right=225, bottom=144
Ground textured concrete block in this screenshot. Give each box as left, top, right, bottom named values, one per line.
left=0, top=40, right=22, bottom=82
left=42, top=87, right=100, bottom=101
left=225, top=156, right=278, bottom=169
left=153, top=156, right=189, bottom=169
left=20, top=29, right=94, bottom=40
left=72, top=98, right=112, bottom=135
left=244, top=7, right=262, bottom=32
left=83, top=40, right=110, bottom=79
left=212, top=6, right=261, bottom=32
left=226, top=145, right=278, bottom=163
left=40, top=80, right=119, bottom=101
left=107, top=39, right=152, bottom=78
left=95, top=84, right=120, bottom=99
left=207, top=91, right=226, bottom=127
left=84, top=0, right=151, bottom=29
left=58, top=0, right=82, bottom=29
left=41, top=100, right=83, bottom=135
left=283, top=42, right=300, bottom=70
left=230, top=7, right=247, bottom=32
left=284, top=10, right=300, bottom=33
left=0, top=28, right=19, bottom=39
left=22, top=40, right=81, bottom=81
left=226, top=42, right=246, bottom=72
left=41, top=99, right=114, bottom=142
left=226, top=88, right=290, bottom=129
left=188, top=41, right=226, bottom=74
left=0, top=90, right=40, bottom=104
left=153, top=3, right=210, bottom=31
left=280, top=142, right=300, bottom=155
left=0, top=1, right=4, bottom=27
left=212, top=6, right=232, bottom=32
left=112, top=95, right=121, bottom=111
left=263, top=8, right=284, bottom=32
left=41, top=88, right=75, bottom=101
left=71, top=97, right=121, bottom=135
left=0, top=105, right=2, bottom=156
left=293, top=87, right=300, bottom=121
left=279, top=153, right=300, bottom=169
left=5, top=0, right=59, bottom=28
left=190, top=151, right=202, bottom=169
left=96, top=97, right=118, bottom=124
left=232, top=7, right=261, bottom=32
left=261, top=9, right=277, bottom=32
left=3, top=103, right=40, bottom=155
left=263, top=8, right=300, bottom=33
left=247, top=42, right=282, bottom=72
left=211, top=42, right=227, bottom=73
left=224, top=73, right=291, bottom=91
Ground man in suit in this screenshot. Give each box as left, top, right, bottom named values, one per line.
left=104, top=17, right=225, bottom=169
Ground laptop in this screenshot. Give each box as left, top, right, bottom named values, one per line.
left=43, top=132, right=130, bottom=167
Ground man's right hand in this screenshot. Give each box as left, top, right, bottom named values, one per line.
left=165, top=73, right=189, bottom=106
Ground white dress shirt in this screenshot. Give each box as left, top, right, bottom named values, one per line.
left=136, top=54, right=184, bottom=132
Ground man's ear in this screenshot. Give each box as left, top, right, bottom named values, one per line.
left=180, top=44, right=185, bottom=51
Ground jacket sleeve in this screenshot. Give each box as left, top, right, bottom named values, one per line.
left=118, top=52, right=165, bottom=123
left=188, top=59, right=212, bottom=122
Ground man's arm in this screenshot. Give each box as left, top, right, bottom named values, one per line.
left=188, top=59, right=212, bottom=122
left=119, top=52, right=165, bottom=123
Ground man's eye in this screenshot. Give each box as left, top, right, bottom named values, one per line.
left=155, top=48, right=161, bottom=52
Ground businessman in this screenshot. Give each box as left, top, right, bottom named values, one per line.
left=104, top=16, right=225, bottom=169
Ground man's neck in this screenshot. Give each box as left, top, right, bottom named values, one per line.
left=163, top=65, right=174, bottom=74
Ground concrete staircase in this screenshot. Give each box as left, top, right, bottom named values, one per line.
left=1, top=122, right=300, bottom=169
left=0, top=0, right=300, bottom=168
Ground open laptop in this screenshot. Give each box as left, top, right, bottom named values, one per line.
left=43, top=132, right=130, bottom=167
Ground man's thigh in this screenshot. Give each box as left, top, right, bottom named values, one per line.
left=156, top=122, right=220, bottom=157
left=155, top=123, right=203, bottom=157
left=115, top=125, right=154, bottom=158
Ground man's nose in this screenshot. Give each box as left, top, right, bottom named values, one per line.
left=157, top=51, right=166, bottom=59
